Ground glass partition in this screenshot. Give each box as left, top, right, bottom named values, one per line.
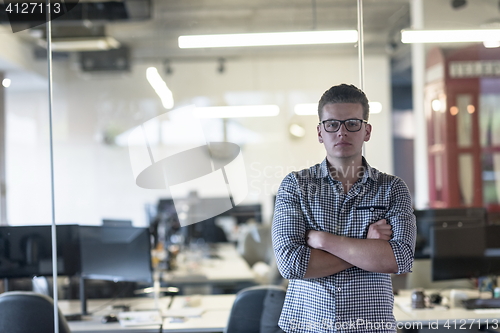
left=1, top=0, right=499, bottom=310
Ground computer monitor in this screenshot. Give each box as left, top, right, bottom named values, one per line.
left=79, top=225, right=152, bottom=283
left=484, top=224, right=500, bottom=277
left=414, top=207, right=486, bottom=259
left=226, top=204, right=262, bottom=225
left=0, top=225, right=81, bottom=279
left=431, top=224, right=500, bottom=281
left=78, top=225, right=153, bottom=315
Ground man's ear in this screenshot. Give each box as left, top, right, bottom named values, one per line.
left=364, top=123, right=372, bottom=142
left=317, top=124, right=324, bottom=143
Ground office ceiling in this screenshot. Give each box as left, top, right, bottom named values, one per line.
left=112, top=0, right=411, bottom=60
left=9, top=0, right=411, bottom=62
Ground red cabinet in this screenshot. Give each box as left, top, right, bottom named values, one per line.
left=425, top=45, right=500, bottom=212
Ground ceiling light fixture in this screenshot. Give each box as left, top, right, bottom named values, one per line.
left=401, top=29, right=500, bottom=43
left=289, top=123, right=306, bottom=138
left=451, top=0, right=467, bottom=9
left=194, top=105, right=280, bottom=118
left=483, top=40, right=500, bottom=48
left=178, top=30, right=358, bottom=48
left=38, top=36, right=120, bottom=52
left=146, top=67, right=174, bottom=109
left=2, top=78, right=11, bottom=88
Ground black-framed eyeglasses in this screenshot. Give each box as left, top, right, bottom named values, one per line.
left=319, top=118, right=368, bottom=133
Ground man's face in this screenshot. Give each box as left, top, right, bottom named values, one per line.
left=317, top=103, right=371, bottom=162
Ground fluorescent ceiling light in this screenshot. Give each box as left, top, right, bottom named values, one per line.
left=294, top=102, right=382, bottom=115
left=2, top=78, right=11, bottom=88
left=294, top=103, right=318, bottom=116
left=401, top=29, right=500, bottom=43
left=38, top=37, right=120, bottom=52
left=484, top=40, right=500, bottom=48
left=369, top=102, right=382, bottom=114
left=289, top=124, right=306, bottom=138
left=179, top=30, right=358, bottom=48
left=195, top=105, right=280, bottom=118
left=146, top=67, right=174, bottom=109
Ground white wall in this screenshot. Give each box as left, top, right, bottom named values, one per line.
left=5, top=51, right=392, bottom=226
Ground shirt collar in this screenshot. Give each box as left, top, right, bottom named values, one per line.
left=318, top=157, right=378, bottom=183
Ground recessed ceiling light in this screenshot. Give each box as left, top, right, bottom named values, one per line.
left=179, top=30, right=358, bottom=48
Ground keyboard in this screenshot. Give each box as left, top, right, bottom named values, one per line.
left=463, top=298, right=500, bottom=310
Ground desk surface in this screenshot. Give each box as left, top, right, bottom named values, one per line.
left=394, top=290, right=500, bottom=329
left=63, top=294, right=236, bottom=333
left=162, top=243, right=256, bottom=284
left=63, top=289, right=500, bottom=332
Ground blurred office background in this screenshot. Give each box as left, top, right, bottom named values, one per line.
left=0, top=0, right=499, bottom=297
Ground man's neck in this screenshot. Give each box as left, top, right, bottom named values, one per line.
left=327, top=156, right=365, bottom=192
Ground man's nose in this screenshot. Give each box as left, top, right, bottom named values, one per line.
left=337, top=123, right=349, bottom=136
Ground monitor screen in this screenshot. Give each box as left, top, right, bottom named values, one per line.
left=431, top=223, right=500, bottom=281
left=79, top=226, right=152, bottom=283
left=227, top=204, right=262, bottom=225
left=431, top=224, right=486, bottom=281
left=0, top=225, right=81, bottom=278
left=414, top=207, right=486, bottom=259
left=484, top=224, right=500, bottom=277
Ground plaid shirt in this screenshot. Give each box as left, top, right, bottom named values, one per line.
left=272, top=158, right=416, bottom=333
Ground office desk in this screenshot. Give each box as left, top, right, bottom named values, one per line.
left=63, top=290, right=500, bottom=333
left=63, top=294, right=236, bottom=333
left=394, top=290, right=500, bottom=331
left=162, top=243, right=256, bottom=291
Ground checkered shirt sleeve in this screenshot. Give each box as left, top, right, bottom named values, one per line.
left=272, top=171, right=311, bottom=279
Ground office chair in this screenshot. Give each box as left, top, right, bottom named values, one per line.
left=225, top=285, right=286, bottom=333
left=239, top=225, right=274, bottom=267
left=0, top=291, right=71, bottom=333
left=238, top=225, right=282, bottom=285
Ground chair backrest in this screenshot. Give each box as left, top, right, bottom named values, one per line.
left=240, top=225, right=273, bottom=267
left=0, top=291, right=71, bottom=333
left=225, top=285, right=286, bottom=333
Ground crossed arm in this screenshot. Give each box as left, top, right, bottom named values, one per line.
left=304, top=220, right=398, bottom=278
left=272, top=175, right=416, bottom=281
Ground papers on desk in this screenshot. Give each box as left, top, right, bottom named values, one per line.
left=118, top=311, right=163, bottom=327
left=162, top=307, right=205, bottom=318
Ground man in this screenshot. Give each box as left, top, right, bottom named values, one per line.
left=272, top=84, right=416, bottom=332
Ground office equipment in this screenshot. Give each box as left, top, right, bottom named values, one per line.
left=431, top=224, right=500, bottom=281
left=102, top=313, right=119, bottom=323
left=0, top=225, right=81, bottom=279
left=225, top=285, right=286, bottom=333
left=78, top=225, right=153, bottom=314
left=0, top=291, right=71, bottom=333
left=463, top=298, right=500, bottom=309
left=101, top=219, right=133, bottom=227
left=79, top=225, right=152, bottom=282
left=225, top=204, right=262, bottom=225
left=414, top=207, right=486, bottom=259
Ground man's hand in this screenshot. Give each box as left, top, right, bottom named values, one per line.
left=367, top=219, right=392, bottom=241
left=307, top=220, right=392, bottom=249
left=306, top=230, right=326, bottom=250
